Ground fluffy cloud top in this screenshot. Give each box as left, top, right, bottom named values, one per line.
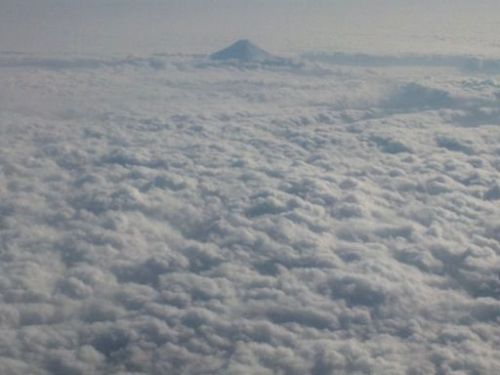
left=0, top=45, right=499, bottom=374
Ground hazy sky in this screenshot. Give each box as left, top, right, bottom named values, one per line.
left=1, top=0, right=500, bottom=56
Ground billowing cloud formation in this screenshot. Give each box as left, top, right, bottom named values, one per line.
left=0, top=49, right=499, bottom=374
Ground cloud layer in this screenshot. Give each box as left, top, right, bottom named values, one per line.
left=0, top=51, right=499, bottom=374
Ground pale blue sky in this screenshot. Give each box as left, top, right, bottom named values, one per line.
left=1, top=0, right=499, bottom=56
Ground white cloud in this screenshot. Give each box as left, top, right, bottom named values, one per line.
left=0, top=46, right=499, bottom=374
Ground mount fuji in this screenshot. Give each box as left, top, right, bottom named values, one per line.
left=210, top=39, right=293, bottom=66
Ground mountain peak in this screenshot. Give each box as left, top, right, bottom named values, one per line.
left=210, top=40, right=275, bottom=62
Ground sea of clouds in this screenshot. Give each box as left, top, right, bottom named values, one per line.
left=0, top=47, right=499, bottom=374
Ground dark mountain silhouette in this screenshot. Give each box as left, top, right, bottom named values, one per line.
left=211, top=40, right=276, bottom=62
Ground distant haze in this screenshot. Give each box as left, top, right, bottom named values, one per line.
left=1, top=0, right=500, bottom=56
